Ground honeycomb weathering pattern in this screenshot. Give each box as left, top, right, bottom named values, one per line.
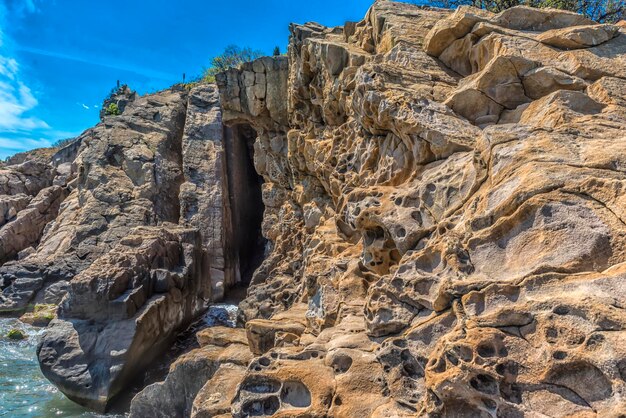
left=0, top=1, right=624, bottom=416
left=211, top=2, right=626, bottom=416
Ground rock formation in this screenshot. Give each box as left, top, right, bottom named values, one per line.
left=0, top=1, right=625, bottom=416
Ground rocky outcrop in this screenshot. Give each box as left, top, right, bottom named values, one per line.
left=200, top=2, right=625, bottom=417
left=0, top=194, right=31, bottom=228
left=0, top=88, right=189, bottom=318
left=0, top=186, right=67, bottom=271
left=32, top=84, right=252, bottom=411
left=100, top=84, right=137, bottom=120
left=0, top=160, right=55, bottom=196
left=38, top=225, right=209, bottom=410
left=178, top=85, right=236, bottom=300
left=129, top=326, right=252, bottom=418
left=1, top=1, right=625, bottom=416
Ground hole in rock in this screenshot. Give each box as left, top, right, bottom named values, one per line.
left=470, top=374, right=498, bottom=395
left=242, top=396, right=280, bottom=416
left=331, top=353, right=353, bottom=373
left=281, top=381, right=312, bottom=408
left=241, top=376, right=282, bottom=394
left=224, top=124, right=267, bottom=286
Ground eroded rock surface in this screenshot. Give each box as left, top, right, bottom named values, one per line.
left=1, top=1, right=625, bottom=416
left=0, top=84, right=248, bottom=410
left=198, top=2, right=626, bottom=417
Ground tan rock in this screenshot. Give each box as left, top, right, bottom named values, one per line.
left=519, top=90, right=605, bottom=128
left=521, top=66, right=587, bottom=99
left=130, top=343, right=252, bottom=418
left=538, top=24, right=620, bottom=49
left=588, top=76, right=626, bottom=107
left=424, top=6, right=493, bottom=56
left=246, top=304, right=309, bottom=355
left=197, top=326, right=248, bottom=347
left=191, top=363, right=247, bottom=418
left=492, top=6, right=596, bottom=31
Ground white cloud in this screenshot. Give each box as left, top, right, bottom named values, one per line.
left=0, top=136, right=52, bottom=151
left=0, top=73, right=50, bottom=132
left=0, top=0, right=50, bottom=142
left=78, top=102, right=90, bottom=110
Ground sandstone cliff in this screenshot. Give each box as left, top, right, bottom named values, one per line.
left=1, top=1, right=625, bottom=417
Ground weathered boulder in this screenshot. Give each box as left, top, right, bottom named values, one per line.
left=130, top=325, right=252, bottom=418
left=38, top=226, right=210, bottom=411
left=492, top=5, right=595, bottom=31
left=191, top=363, right=247, bottom=418
left=537, top=23, right=620, bottom=49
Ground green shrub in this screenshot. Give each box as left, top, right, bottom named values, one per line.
left=52, top=137, right=75, bottom=148
left=34, top=304, right=56, bottom=320
left=7, top=329, right=25, bottom=340
left=203, top=45, right=264, bottom=83
left=105, top=102, right=121, bottom=116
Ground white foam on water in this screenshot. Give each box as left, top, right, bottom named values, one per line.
left=0, top=318, right=126, bottom=418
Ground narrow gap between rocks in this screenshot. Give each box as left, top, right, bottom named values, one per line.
left=224, top=123, right=267, bottom=287
left=107, top=123, right=268, bottom=414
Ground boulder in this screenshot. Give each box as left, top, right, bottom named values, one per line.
left=538, top=24, right=620, bottom=49
left=38, top=226, right=211, bottom=411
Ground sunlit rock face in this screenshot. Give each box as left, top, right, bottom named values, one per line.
left=205, top=2, right=626, bottom=416
left=0, top=84, right=243, bottom=411
left=1, top=1, right=625, bottom=416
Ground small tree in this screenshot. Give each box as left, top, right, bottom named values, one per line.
left=105, top=103, right=120, bottom=116
left=203, top=45, right=264, bottom=83
left=273, top=46, right=281, bottom=56
left=409, top=0, right=625, bottom=22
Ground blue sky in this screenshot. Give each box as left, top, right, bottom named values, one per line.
left=0, top=0, right=377, bottom=159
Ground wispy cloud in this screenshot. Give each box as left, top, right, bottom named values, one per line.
left=78, top=102, right=90, bottom=110
left=0, top=135, right=52, bottom=151
left=0, top=72, right=50, bottom=132
left=0, top=0, right=53, bottom=155
left=17, top=45, right=179, bottom=82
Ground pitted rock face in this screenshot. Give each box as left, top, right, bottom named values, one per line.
left=2, top=1, right=626, bottom=416
left=204, top=2, right=626, bottom=417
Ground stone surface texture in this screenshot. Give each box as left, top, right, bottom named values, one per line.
left=207, top=2, right=626, bottom=417
left=1, top=1, right=625, bottom=417
left=2, top=84, right=241, bottom=411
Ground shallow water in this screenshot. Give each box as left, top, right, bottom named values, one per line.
left=0, top=318, right=125, bottom=418
left=0, top=302, right=240, bottom=417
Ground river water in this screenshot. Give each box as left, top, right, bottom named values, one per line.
left=0, top=302, right=240, bottom=417
left=0, top=318, right=124, bottom=418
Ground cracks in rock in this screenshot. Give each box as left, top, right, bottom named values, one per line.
left=561, top=189, right=626, bottom=229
